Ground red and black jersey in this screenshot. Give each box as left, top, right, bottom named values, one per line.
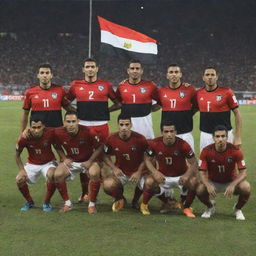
left=158, top=84, right=197, bottom=134
left=16, top=128, right=56, bottom=165
left=23, top=84, right=69, bottom=127
left=67, top=79, right=116, bottom=121
left=199, top=143, right=246, bottom=183
left=116, top=80, right=158, bottom=117
left=196, top=86, right=239, bottom=133
left=54, top=125, right=101, bottom=162
left=146, top=137, right=194, bottom=177
left=104, top=131, right=148, bottom=176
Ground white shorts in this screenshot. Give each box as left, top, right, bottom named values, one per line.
left=131, top=113, right=154, bottom=139
left=200, top=130, right=234, bottom=152
left=210, top=181, right=232, bottom=193
left=22, top=161, right=57, bottom=184
left=176, top=132, right=194, bottom=151
left=117, top=174, right=145, bottom=190
left=64, top=162, right=87, bottom=181
left=156, top=176, right=187, bottom=197
left=79, top=120, right=107, bottom=126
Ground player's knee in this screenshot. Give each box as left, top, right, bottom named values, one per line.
left=103, top=177, right=117, bottom=192
left=144, top=176, right=156, bottom=189
left=47, top=168, right=55, bottom=182
left=187, top=176, right=197, bottom=190
left=88, top=163, right=101, bottom=180
left=238, top=181, right=251, bottom=195
left=16, top=174, right=27, bottom=185
left=196, top=183, right=206, bottom=195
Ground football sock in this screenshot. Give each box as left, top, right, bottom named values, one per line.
left=157, top=194, right=168, bottom=204
left=143, top=190, right=154, bottom=204
left=18, top=183, right=33, bottom=202
left=80, top=173, right=89, bottom=196
left=132, top=186, right=143, bottom=203
left=183, top=190, right=196, bottom=208
left=56, top=181, right=69, bottom=201
left=107, top=187, right=124, bottom=201
left=88, top=202, right=95, bottom=207
left=236, top=194, right=250, bottom=209
left=44, top=182, right=56, bottom=203
left=89, top=180, right=101, bottom=203
left=180, top=195, right=187, bottom=204
left=197, top=193, right=213, bottom=208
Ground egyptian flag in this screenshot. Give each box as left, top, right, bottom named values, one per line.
left=98, top=16, right=158, bottom=64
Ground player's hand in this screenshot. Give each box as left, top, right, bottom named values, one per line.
left=129, top=171, right=141, bottom=184
left=63, top=158, right=73, bottom=168
left=17, top=169, right=28, bottom=183
left=184, top=82, right=191, bottom=87
left=206, top=183, right=217, bottom=197
left=22, top=128, right=32, bottom=139
left=113, top=167, right=124, bottom=177
left=153, top=171, right=165, bottom=184
left=81, top=160, right=93, bottom=169
left=224, top=184, right=235, bottom=198
left=179, top=175, right=189, bottom=185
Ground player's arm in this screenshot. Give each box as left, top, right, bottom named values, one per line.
left=151, top=103, right=161, bottom=112
left=63, top=104, right=76, bottom=112
left=15, top=146, right=28, bottom=182
left=224, top=168, right=247, bottom=198
left=103, top=153, right=124, bottom=177
left=179, top=155, right=197, bottom=185
left=232, top=107, right=242, bottom=147
left=145, top=153, right=165, bottom=184
left=81, top=145, right=103, bottom=169
left=20, top=109, right=30, bottom=133
left=109, top=98, right=122, bottom=112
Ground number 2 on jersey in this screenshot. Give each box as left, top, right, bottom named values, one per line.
left=89, top=91, right=94, bottom=100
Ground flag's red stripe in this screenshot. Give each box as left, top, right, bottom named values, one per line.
left=98, top=16, right=156, bottom=43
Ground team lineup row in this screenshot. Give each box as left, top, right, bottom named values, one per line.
left=17, top=59, right=246, bottom=219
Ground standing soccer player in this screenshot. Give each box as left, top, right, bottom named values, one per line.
left=114, top=59, right=159, bottom=139
left=197, top=125, right=250, bottom=220
left=141, top=122, right=198, bottom=217
left=67, top=58, right=119, bottom=202
left=196, top=67, right=242, bottom=152
left=157, top=64, right=197, bottom=149
left=102, top=114, right=148, bottom=212
left=53, top=111, right=103, bottom=214
left=15, top=118, right=58, bottom=212
left=20, top=63, right=73, bottom=132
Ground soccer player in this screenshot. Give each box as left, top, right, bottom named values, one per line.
left=15, top=118, right=58, bottom=212
left=20, top=63, right=73, bottom=133
left=197, top=125, right=250, bottom=220
left=157, top=64, right=197, bottom=150
left=196, top=67, right=242, bottom=152
left=102, top=114, right=148, bottom=212
left=141, top=122, right=198, bottom=218
left=53, top=111, right=103, bottom=214
left=114, top=59, right=159, bottom=139
left=67, top=58, right=119, bottom=202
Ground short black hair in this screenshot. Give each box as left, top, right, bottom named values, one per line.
left=160, top=121, right=176, bottom=132
left=117, top=113, right=131, bottom=123
left=128, top=59, right=142, bottom=67
left=84, top=58, right=97, bottom=65
left=38, top=63, right=53, bottom=73
left=204, top=66, right=217, bottom=74
left=212, top=125, right=228, bottom=136
left=30, top=116, right=45, bottom=126
left=64, top=110, right=78, bottom=119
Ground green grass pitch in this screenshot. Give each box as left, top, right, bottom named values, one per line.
left=0, top=101, right=255, bottom=256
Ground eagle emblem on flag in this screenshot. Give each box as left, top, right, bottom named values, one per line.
left=124, top=41, right=132, bottom=49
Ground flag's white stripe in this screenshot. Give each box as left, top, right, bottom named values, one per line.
left=101, top=30, right=157, bottom=55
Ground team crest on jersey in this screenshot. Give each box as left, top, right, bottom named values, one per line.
left=98, top=85, right=104, bottom=91
left=179, top=92, right=186, bottom=98
left=140, top=87, right=146, bottom=94
left=174, top=150, right=179, bottom=156
left=216, top=95, right=222, bottom=101
left=227, top=157, right=233, bottom=163
left=131, top=146, right=137, bottom=151
left=43, top=141, right=49, bottom=147
left=79, top=140, right=85, bottom=144
left=52, top=93, right=58, bottom=99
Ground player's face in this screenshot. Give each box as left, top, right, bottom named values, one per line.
left=64, top=114, right=79, bottom=135
left=83, top=61, right=98, bottom=79
left=118, top=119, right=132, bottom=140
left=203, top=69, right=218, bottom=87
left=166, top=66, right=182, bottom=85
left=213, top=130, right=228, bottom=151
left=162, top=125, right=176, bottom=145
left=30, top=121, right=45, bottom=138
left=127, top=63, right=143, bottom=82
left=37, top=68, right=53, bottom=87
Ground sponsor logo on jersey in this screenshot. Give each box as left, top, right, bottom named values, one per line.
left=174, top=150, right=179, bottom=156
left=52, top=93, right=58, bottom=99
left=211, top=159, right=216, bottom=163
left=158, top=151, right=163, bottom=155
left=98, top=85, right=104, bottom=91
left=200, top=97, right=204, bottom=101
left=114, top=147, right=119, bottom=151
left=131, top=146, right=137, bottom=151
left=216, top=95, right=222, bottom=101
left=34, top=95, right=39, bottom=99
left=140, top=87, right=146, bottom=94
left=79, top=140, right=85, bottom=144
left=179, top=92, right=186, bottom=98
left=79, top=87, right=84, bottom=90
left=227, top=156, right=233, bottom=163
left=123, top=89, right=128, bottom=93
left=163, top=94, right=167, bottom=98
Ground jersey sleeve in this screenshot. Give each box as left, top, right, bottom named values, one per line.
left=16, top=137, right=26, bottom=152
left=182, top=140, right=195, bottom=159
left=145, top=140, right=155, bottom=157
left=22, top=89, right=31, bottom=110
left=226, top=88, right=239, bottom=109
left=103, top=137, right=113, bottom=155
left=107, top=81, right=117, bottom=100
left=67, top=81, right=76, bottom=101
left=61, top=87, right=70, bottom=107
left=198, top=148, right=208, bottom=171
left=151, top=82, right=159, bottom=101
left=235, top=149, right=247, bottom=170
left=115, top=85, right=122, bottom=102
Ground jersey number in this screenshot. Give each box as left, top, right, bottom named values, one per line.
left=42, top=99, right=49, bottom=108
left=35, top=149, right=42, bottom=154
left=89, top=91, right=94, bottom=100
left=132, top=94, right=136, bottom=103
left=71, top=148, right=79, bottom=155
left=207, top=101, right=211, bottom=112
left=218, top=165, right=225, bottom=173
left=165, top=157, right=172, bottom=165
left=123, top=154, right=130, bottom=160
left=169, top=99, right=176, bottom=109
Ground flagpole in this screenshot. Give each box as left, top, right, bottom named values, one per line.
left=88, top=0, right=92, bottom=57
